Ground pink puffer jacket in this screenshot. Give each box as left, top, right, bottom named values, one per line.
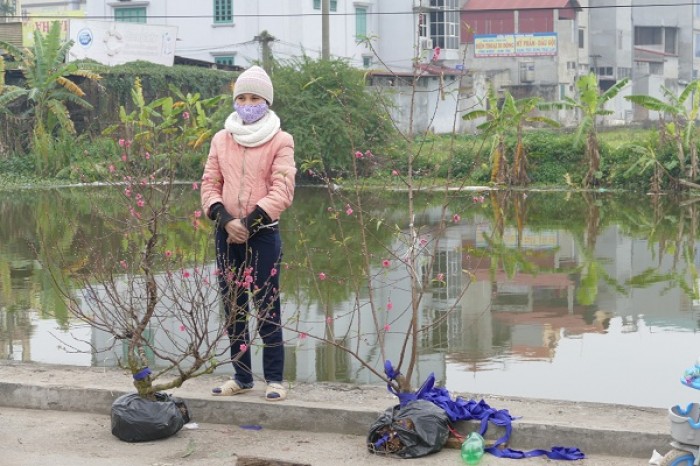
left=200, top=128, right=296, bottom=221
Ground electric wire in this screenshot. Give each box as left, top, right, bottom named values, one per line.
left=7, top=2, right=700, bottom=21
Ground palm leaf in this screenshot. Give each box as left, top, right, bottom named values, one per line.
left=677, top=80, right=700, bottom=105
left=625, top=95, right=677, bottom=114
left=0, top=87, right=27, bottom=111
left=462, top=109, right=488, bottom=121
left=46, top=98, right=75, bottom=134
left=56, top=76, right=85, bottom=97
left=51, top=89, right=93, bottom=109
left=0, top=40, right=24, bottom=61
left=538, top=98, right=575, bottom=111
left=600, top=77, right=629, bottom=103
left=501, top=92, right=516, bottom=115
left=526, top=115, right=560, bottom=127
left=68, top=69, right=102, bottom=81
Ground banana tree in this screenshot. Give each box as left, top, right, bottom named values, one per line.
left=620, top=143, right=676, bottom=194
left=0, top=21, right=101, bottom=141
left=625, top=80, right=700, bottom=181
left=464, top=87, right=559, bottom=185
left=542, top=73, right=629, bottom=187
left=463, top=85, right=512, bottom=185
left=509, top=96, right=559, bottom=185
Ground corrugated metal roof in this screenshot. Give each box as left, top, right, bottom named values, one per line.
left=0, top=22, right=23, bottom=48
left=463, top=0, right=580, bottom=11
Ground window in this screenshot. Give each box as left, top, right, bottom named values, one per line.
left=355, top=7, right=367, bottom=38
left=634, top=26, right=662, bottom=46
left=114, top=7, right=146, bottom=23
left=578, top=28, right=584, bottom=48
left=597, top=66, right=613, bottom=76
left=418, top=13, right=428, bottom=37
left=634, top=26, right=677, bottom=55
left=696, top=4, right=700, bottom=17
left=649, top=62, right=664, bottom=75
left=362, top=56, right=371, bottom=68
left=664, top=28, right=677, bottom=55
left=617, top=67, right=631, bottom=79
left=695, top=33, right=700, bottom=58
left=215, top=56, right=235, bottom=66
left=214, top=0, right=233, bottom=24
left=313, top=0, right=337, bottom=11
left=428, top=0, right=459, bottom=49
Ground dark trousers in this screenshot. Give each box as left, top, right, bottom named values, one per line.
left=215, top=227, right=284, bottom=384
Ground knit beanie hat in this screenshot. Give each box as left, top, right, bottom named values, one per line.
left=233, top=66, right=274, bottom=105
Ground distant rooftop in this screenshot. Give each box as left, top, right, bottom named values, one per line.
left=463, top=0, right=581, bottom=11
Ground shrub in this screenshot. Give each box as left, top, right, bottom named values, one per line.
left=273, top=56, right=396, bottom=176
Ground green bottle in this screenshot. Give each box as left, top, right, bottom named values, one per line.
left=461, top=432, right=485, bottom=464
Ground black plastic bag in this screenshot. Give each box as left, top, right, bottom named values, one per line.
left=111, top=392, right=191, bottom=442
left=367, top=400, right=449, bottom=458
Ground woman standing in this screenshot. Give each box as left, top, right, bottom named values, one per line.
left=201, top=66, right=296, bottom=401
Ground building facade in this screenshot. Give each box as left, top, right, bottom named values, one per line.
left=588, top=0, right=694, bottom=122
left=11, top=0, right=700, bottom=128
left=84, top=0, right=384, bottom=70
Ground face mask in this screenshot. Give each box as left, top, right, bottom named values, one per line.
left=234, top=102, right=269, bottom=124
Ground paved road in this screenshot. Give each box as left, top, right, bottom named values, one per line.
left=0, top=406, right=655, bottom=466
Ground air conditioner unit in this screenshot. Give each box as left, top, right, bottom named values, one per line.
left=520, top=62, right=535, bottom=83
left=419, top=37, right=433, bottom=51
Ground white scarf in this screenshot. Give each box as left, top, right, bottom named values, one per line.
left=224, top=110, right=281, bottom=147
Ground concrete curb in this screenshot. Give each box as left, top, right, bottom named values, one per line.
left=0, top=380, right=671, bottom=459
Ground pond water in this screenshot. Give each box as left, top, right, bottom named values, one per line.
left=2, top=186, right=700, bottom=409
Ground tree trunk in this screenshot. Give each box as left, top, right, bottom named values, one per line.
left=584, top=132, right=600, bottom=187
left=512, top=140, right=529, bottom=186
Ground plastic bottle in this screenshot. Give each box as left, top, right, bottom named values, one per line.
left=461, top=431, right=485, bottom=464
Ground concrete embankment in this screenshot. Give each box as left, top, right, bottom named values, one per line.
left=0, top=362, right=671, bottom=463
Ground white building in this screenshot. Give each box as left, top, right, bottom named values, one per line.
left=85, top=1, right=380, bottom=70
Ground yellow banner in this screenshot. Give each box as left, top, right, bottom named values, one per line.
left=475, top=33, right=557, bottom=58
left=23, top=11, right=85, bottom=47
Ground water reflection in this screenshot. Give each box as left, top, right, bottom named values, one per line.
left=1, top=187, right=699, bottom=408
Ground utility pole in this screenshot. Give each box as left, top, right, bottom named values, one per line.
left=322, top=0, right=329, bottom=60
left=254, top=30, right=275, bottom=73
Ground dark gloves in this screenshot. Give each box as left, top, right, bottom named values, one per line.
left=209, top=203, right=273, bottom=235
left=208, top=202, right=235, bottom=230
left=242, top=206, right=272, bottom=234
